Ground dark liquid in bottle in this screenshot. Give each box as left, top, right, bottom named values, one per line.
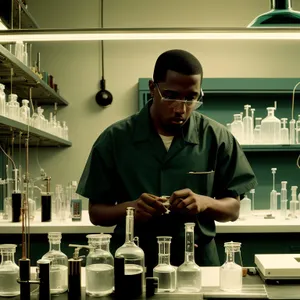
left=41, top=195, right=51, bottom=222
left=12, top=193, right=22, bottom=222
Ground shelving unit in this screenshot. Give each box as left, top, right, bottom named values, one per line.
left=0, top=45, right=68, bottom=105
left=242, top=145, right=300, bottom=152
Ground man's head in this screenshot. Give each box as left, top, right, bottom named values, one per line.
left=149, top=49, right=203, bottom=136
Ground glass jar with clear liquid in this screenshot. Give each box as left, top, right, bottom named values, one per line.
left=115, top=207, right=145, bottom=293
left=41, top=232, right=68, bottom=294
left=153, top=236, right=176, bottom=293
left=7, top=94, right=20, bottom=121
left=260, top=107, right=281, bottom=144
left=220, top=241, right=243, bottom=292
left=177, top=223, right=201, bottom=292
left=0, top=244, right=20, bottom=297
left=86, top=234, right=114, bottom=297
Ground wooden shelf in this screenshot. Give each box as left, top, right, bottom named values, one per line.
left=241, top=145, right=300, bottom=152
left=0, top=44, right=68, bottom=105
left=0, top=115, right=71, bottom=147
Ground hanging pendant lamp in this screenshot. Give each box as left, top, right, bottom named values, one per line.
left=248, top=0, right=300, bottom=28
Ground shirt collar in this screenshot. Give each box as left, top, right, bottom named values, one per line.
left=133, top=100, right=200, bottom=145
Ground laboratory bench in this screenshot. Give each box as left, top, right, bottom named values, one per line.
left=3, top=267, right=300, bottom=300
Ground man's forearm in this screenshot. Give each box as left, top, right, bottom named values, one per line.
left=89, top=201, right=135, bottom=226
left=202, top=196, right=240, bottom=222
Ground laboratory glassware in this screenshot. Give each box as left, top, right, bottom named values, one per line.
left=0, top=83, right=6, bottom=116
left=296, top=115, right=300, bottom=144
left=289, top=186, right=298, bottom=219
left=153, top=236, right=177, bottom=293
left=7, top=94, right=20, bottom=121
left=12, top=169, right=21, bottom=223
left=0, top=244, right=20, bottom=297
left=260, top=107, right=281, bottom=144
left=239, top=194, right=251, bottom=220
left=250, top=108, right=255, bottom=130
left=86, top=234, right=114, bottom=297
left=62, top=121, right=69, bottom=140
left=115, top=207, right=145, bottom=294
left=270, top=168, right=278, bottom=215
left=250, top=189, right=255, bottom=211
left=177, top=223, right=201, bottom=292
left=243, top=104, right=253, bottom=144
left=280, top=181, right=288, bottom=219
left=41, top=232, right=68, bottom=294
left=281, top=118, right=289, bottom=144
left=231, top=114, right=244, bottom=144
left=253, top=117, right=262, bottom=144
left=41, top=177, right=52, bottom=222
left=20, top=99, right=30, bottom=124
left=290, top=119, right=296, bottom=144
left=226, top=123, right=232, bottom=132
left=220, top=242, right=243, bottom=292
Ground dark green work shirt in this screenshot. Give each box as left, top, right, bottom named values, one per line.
left=77, top=101, right=257, bottom=269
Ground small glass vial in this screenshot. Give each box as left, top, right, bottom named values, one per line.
left=177, top=223, right=201, bottom=292
left=220, top=241, right=243, bottom=292
left=86, top=234, right=114, bottom=297
left=20, top=99, right=30, bottom=124
left=153, top=236, right=176, bottom=293
left=0, top=83, right=6, bottom=116
left=7, top=94, right=20, bottom=121
left=0, top=244, right=20, bottom=297
left=41, top=232, right=68, bottom=294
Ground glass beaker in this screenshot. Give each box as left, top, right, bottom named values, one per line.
left=115, top=207, right=145, bottom=294
left=220, top=241, right=243, bottom=292
left=41, top=232, right=68, bottom=294
left=86, top=234, right=114, bottom=297
left=153, top=236, right=176, bottom=293
left=177, top=223, right=201, bottom=292
left=260, top=107, right=281, bottom=144
left=0, top=244, right=20, bottom=297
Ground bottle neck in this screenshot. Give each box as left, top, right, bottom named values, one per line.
left=1, top=252, right=15, bottom=264
left=49, top=240, right=61, bottom=252
left=271, top=0, right=291, bottom=9
left=125, top=214, right=134, bottom=243
left=184, top=230, right=195, bottom=263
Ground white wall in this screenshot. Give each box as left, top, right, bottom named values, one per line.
left=26, top=0, right=300, bottom=207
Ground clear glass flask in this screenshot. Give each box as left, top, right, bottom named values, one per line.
left=260, top=107, right=281, bottom=144
left=220, top=242, right=243, bottom=292
left=0, top=83, right=6, bottom=116
left=253, top=117, right=262, bottom=144
left=231, top=114, right=244, bottom=144
left=115, top=207, right=145, bottom=290
left=7, top=94, right=20, bottom=121
left=153, top=236, right=176, bottom=293
left=281, top=118, right=289, bottom=144
left=86, top=234, right=114, bottom=297
left=177, top=223, right=201, bottom=292
left=0, top=244, right=20, bottom=297
left=41, top=232, right=68, bottom=294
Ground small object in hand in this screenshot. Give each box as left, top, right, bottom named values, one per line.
left=160, top=196, right=170, bottom=214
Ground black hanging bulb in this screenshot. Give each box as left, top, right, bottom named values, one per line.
left=95, top=0, right=113, bottom=107
left=248, top=0, right=300, bottom=27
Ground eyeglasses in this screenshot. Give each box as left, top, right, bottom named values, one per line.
left=155, top=83, right=204, bottom=110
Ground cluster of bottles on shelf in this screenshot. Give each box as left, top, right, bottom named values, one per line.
left=239, top=168, right=299, bottom=220
left=0, top=208, right=245, bottom=298
left=2, top=167, right=81, bottom=223
left=0, top=83, right=69, bottom=140
left=227, top=104, right=300, bottom=145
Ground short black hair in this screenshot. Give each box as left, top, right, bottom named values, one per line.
left=153, top=49, right=203, bottom=83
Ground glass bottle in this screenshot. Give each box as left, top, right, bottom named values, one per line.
left=296, top=115, right=300, bottom=144
left=115, top=207, right=145, bottom=290
left=231, top=114, right=244, bottom=144
left=41, top=232, right=68, bottom=294
left=281, top=118, right=290, bottom=144
left=243, top=104, right=253, bottom=144
left=86, top=234, right=114, bottom=297
left=7, top=94, right=20, bottom=121
left=253, top=117, right=262, bottom=144
left=0, top=83, right=6, bottom=116
left=153, top=236, right=176, bottom=293
left=260, top=107, right=281, bottom=144
left=239, top=194, right=252, bottom=220
left=220, top=242, right=243, bottom=292
left=0, top=244, right=20, bottom=297
left=62, top=121, right=69, bottom=140
left=20, top=99, right=30, bottom=124
left=177, top=223, right=201, bottom=292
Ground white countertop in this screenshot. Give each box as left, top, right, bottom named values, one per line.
left=0, top=210, right=299, bottom=234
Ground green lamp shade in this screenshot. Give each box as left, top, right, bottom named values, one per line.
left=248, top=0, right=300, bottom=27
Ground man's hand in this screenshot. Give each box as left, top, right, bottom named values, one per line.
left=169, top=188, right=208, bottom=215
left=132, top=193, right=167, bottom=222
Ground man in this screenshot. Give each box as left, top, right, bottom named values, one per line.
left=77, top=49, right=257, bottom=273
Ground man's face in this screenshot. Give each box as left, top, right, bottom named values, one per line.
left=150, top=70, right=201, bottom=135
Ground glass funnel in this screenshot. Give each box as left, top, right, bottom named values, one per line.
left=0, top=244, right=20, bottom=297
left=220, top=241, right=243, bottom=292
left=115, top=207, right=145, bottom=289
left=86, top=234, right=114, bottom=297
left=41, top=232, right=68, bottom=294
left=153, top=236, right=176, bottom=293
left=177, top=223, right=201, bottom=292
